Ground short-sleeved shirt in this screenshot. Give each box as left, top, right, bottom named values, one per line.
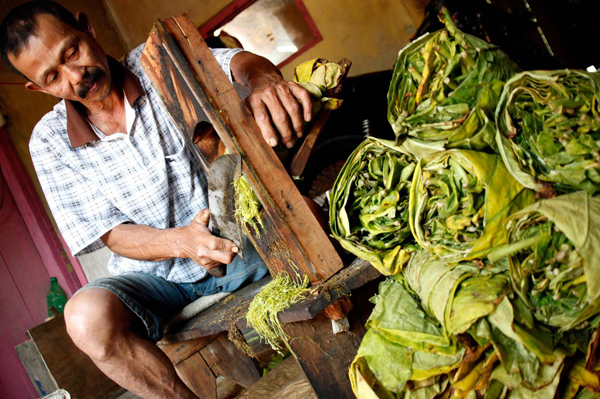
left=30, top=43, right=245, bottom=283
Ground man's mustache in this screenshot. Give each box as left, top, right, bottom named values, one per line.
left=76, top=67, right=104, bottom=99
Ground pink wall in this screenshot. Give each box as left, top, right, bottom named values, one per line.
left=0, top=127, right=88, bottom=397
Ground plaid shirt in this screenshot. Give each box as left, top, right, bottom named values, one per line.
left=30, top=43, right=244, bottom=283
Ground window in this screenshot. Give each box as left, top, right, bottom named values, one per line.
left=199, top=0, right=322, bottom=68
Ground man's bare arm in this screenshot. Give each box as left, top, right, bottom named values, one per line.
left=100, top=209, right=238, bottom=269
left=229, top=51, right=313, bottom=149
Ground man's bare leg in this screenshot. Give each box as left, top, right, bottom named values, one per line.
left=64, top=288, right=198, bottom=399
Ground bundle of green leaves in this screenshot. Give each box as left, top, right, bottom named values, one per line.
left=408, top=149, right=535, bottom=262
left=350, top=252, right=591, bottom=399
left=496, top=70, right=600, bottom=195
left=488, top=191, right=600, bottom=331
left=387, top=9, right=519, bottom=151
left=329, top=137, right=419, bottom=275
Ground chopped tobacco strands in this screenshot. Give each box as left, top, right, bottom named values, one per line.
left=246, top=273, right=310, bottom=353
left=233, top=175, right=264, bottom=236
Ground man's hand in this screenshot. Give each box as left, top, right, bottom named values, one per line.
left=246, top=77, right=313, bottom=149
left=177, top=209, right=239, bottom=270
left=230, top=51, right=313, bottom=149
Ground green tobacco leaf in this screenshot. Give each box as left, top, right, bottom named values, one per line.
left=330, top=137, right=419, bottom=275
left=488, top=191, right=600, bottom=331
left=405, top=251, right=510, bottom=336
left=296, top=81, right=322, bottom=98
left=408, top=149, right=535, bottom=262
left=350, top=277, right=465, bottom=397
left=388, top=9, right=520, bottom=151
left=350, top=330, right=413, bottom=395
left=495, top=70, right=600, bottom=194
left=367, top=277, right=458, bottom=354
left=448, top=272, right=511, bottom=334
left=293, top=58, right=318, bottom=83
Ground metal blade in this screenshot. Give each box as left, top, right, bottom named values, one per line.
left=208, top=154, right=245, bottom=261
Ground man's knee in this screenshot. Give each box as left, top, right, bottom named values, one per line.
left=64, top=288, right=134, bottom=362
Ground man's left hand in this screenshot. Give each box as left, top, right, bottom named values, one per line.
left=246, top=77, right=313, bottom=149
left=230, top=51, right=313, bottom=149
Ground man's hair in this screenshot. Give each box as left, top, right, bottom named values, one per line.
left=0, top=1, right=81, bottom=78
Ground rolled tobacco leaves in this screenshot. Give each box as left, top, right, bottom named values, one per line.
left=293, top=57, right=345, bottom=113
left=387, top=8, right=519, bottom=151
left=496, top=70, right=600, bottom=195
left=408, top=149, right=535, bottom=262
left=329, top=137, right=419, bottom=275
left=350, top=252, right=577, bottom=399
left=488, top=191, right=600, bottom=331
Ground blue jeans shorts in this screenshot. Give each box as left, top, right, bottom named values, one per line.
left=76, top=237, right=269, bottom=342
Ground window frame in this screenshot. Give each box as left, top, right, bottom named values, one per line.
left=198, top=0, right=322, bottom=68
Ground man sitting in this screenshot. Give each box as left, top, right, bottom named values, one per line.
left=0, top=2, right=313, bottom=398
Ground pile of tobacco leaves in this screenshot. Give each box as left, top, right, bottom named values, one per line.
left=326, top=7, right=600, bottom=399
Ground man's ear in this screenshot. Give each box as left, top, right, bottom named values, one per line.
left=25, top=81, right=46, bottom=93
left=75, top=12, right=96, bottom=39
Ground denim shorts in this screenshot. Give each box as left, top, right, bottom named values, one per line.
left=76, top=236, right=269, bottom=342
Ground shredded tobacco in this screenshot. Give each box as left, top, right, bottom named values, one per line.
left=246, top=273, right=311, bottom=353
left=233, top=176, right=264, bottom=236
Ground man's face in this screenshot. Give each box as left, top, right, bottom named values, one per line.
left=9, top=13, right=111, bottom=102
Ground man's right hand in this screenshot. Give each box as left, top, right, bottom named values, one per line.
left=176, top=209, right=239, bottom=270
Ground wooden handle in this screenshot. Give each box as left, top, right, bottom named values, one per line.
left=207, top=265, right=227, bottom=278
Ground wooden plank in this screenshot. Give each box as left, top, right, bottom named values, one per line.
left=322, top=297, right=354, bottom=321
left=289, top=59, right=352, bottom=178
left=139, top=36, right=218, bottom=176
left=28, top=314, right=121, bottom=399
left=199, top=334, right=261, bottom=388
left=192, top=122, right=226, bottom=172
left=141, top=15, right=343, bottom=283
left=164, top=259, right=380, bottom=342
left=282, top=277, right=382, bottom=399
left=277, top=258, right=380, bottom=324
left=162, top=277, right=272, bottom=342
left=239, top=356, right=317, bottom=399
left=15, top=340, right=59, bottom=397
left=175, top=352, right=217, bottom=399
left=282, top=312, right=364, bottom=399
left=158, top=334, right=219, bottom=366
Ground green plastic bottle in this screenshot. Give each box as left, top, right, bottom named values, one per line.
left=46, top=277, right=68, bottom=316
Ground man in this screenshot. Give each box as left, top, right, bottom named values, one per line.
left=0, top=2, right=314, bottom=398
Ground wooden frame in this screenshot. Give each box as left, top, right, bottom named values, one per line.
left=198, top=0, right=322, bottom=68
left=140, top=14, right=343, bottom=283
